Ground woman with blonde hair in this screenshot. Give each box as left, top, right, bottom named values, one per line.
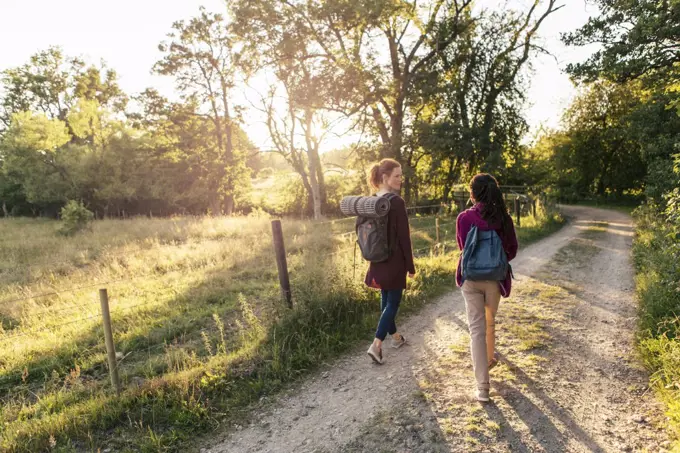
left=364, top=158, right=416, bottom=364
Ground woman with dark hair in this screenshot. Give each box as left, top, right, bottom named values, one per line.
left=364, top=158, right=416, bottom=364
left=456, top=174, right=518, bottom=402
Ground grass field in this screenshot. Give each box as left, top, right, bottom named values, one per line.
left=0, top=206, right=563, bottom=452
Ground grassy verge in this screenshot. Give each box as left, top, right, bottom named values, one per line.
left=0, top=208, right=563, bottom=452
left=633, top=206, right=680, bottom=446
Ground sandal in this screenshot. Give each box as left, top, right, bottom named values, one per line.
left=367, top=343, right=384, bottom=364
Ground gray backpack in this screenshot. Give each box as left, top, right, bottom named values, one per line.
left=356, top=193, right=397, bottom=263
left=462, top=225, right=509, bottom=281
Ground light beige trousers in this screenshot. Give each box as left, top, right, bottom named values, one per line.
left=461, top=280, right=501, bottom=390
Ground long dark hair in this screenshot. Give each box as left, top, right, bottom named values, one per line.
left=470, top=173, right=511, bottom=230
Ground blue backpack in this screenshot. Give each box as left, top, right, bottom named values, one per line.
left=462, top=225, right=509, bottom=281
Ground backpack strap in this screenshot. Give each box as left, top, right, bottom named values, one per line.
left=461, top=225, right=478, bottom=269
left=352, top=197, right=362, bottom=215
left=465, top=225, right=479, bottom=256
left=379, top=192, right=398, bottom=251
left=381, top=192, right=398, bottom=215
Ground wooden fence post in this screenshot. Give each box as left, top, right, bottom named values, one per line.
left=514, top=198, right=521, bottom=227
left=271, top=220, right=292, bottom=308
left=435, top=217, right=441, bottom=244
left=532, top=199, right=537, bottom=217
left=99, top=288, right=121, bottom=395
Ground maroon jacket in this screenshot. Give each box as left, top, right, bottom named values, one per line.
left=456, top=204, right=518, bottom=297
left=364, top=195, right=416, bottom=290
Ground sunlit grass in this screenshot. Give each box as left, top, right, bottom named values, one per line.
left=0, top=208, right=563, bottom=452
left=633, top=207, right=680, bottom=446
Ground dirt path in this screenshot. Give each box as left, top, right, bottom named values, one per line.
left=202, top=206, right=670, bottom=453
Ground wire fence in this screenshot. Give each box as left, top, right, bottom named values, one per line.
left=0, top=193, right=544, bottom=397
left=3, top=211, right=455, bottom=307
left=1, top=212, right=488, bottom=336
left=0, top=314, right=103, bottom=344
left=0, top=218, right=450, bottom=312
left=3, top=234, right=234, bottom=275
left=2, top=214, right=451, bottom=312
left=1, top=272, right=175, bottom=306
left=0, top=289, right=202, bottom=397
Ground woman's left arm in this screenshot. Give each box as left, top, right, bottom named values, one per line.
left=504, top=220, right=519, bottom=261
left=395, top=198, right=416, bottom=275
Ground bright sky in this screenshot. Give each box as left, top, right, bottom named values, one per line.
left=0, top=0, right=600, bottom=146
left=502, top=0, right=601, bottom=136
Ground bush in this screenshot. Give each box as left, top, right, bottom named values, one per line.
left=258, top=167, right=275, bottom=179
left=633, top=204, right=680, bottom=445
left=58, top=200, right=94, bottom=236
left=279, top=177, right=310, bottom=216
left=324, top=173, right=365, bottom=216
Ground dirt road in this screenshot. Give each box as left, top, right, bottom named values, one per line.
left=203, top=206, right=669, bottom=453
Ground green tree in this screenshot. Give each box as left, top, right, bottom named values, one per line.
left=234, top=2, right=337, bottom=218
left=562, top=0, right=680, bottom=206
left=405, top=5, right=550, bottom=201
left=0, top=47, right=127, bottom=130
left=563, top=0, right=680, bottom=83
left=232, top=0, right=560, bottom=206
left=154, top=8, right=249, bottom=215
left=544, top=81, right=649, bottom=200
left=231, top=0, right=479, bottom=161
left=131, top=88, right=256, bottom=216
left=0, top=111, right=75, bottom=209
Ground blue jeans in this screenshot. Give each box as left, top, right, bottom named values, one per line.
left=376, top=289, right=403, bottom=341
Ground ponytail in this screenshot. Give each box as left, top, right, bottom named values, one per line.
left=368, top=164, right=381, bottom=190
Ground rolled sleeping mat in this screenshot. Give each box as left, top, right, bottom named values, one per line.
left=340, top=196, right=391, bottom=218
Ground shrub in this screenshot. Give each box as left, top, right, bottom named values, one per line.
left=58, top=200, right=94, bottom=236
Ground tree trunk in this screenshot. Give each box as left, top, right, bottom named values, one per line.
left=442, top=158, right=458, bottom=203
left=480, top=90, right=498, bottom=171
left=292, top=160, right=314, bottom=216
left=210, top=192, right=222, bottom=216
left=390, top=96, right=406, bottom=163
left=309, top=179, right=322, bottom=220
left=371, top=105, right=391, bottom=158
left=307, top=148, right=322, bottom=220
left=316, top=160, right=327, bottom=208
left=224, top=195, right=234, bottom=216
left=403, top=151, right=415, bottom=204
left=223, top=98, right=235, bottom=216
left=307, top=158, right=323, bottom=220
left=303, top=109, right=324, bottom=220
